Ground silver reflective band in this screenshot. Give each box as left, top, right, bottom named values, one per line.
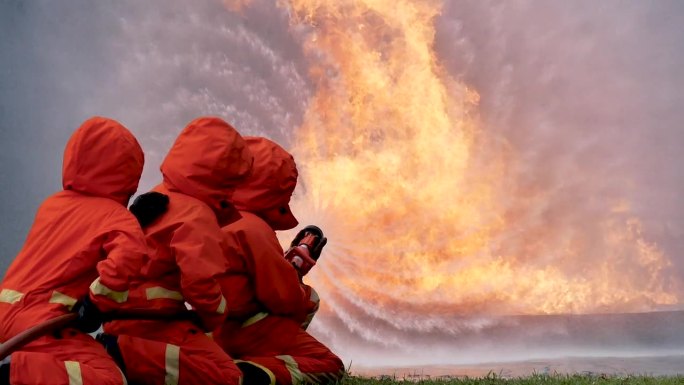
left=90, top=278, right=129, bottom=303
left=241, top=312, right=268, bottom=328
left=0, top=289, right=24, bottom=304
left=164, top=344, right=180, bottom=385
left=146, top=287, right=184, bottom=301
left=217, top=295, right=227, bottom=314
left=49, top=291, right=78, bottom=311
left=64, top=361, right=83, bottom=385
left=277, top=355, right=304, bottom=385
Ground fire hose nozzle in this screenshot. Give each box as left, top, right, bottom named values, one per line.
left=285, top=225, right=326, bottom=276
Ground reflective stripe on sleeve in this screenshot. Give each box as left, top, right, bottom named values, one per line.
left=49, top=291, right=78, bottom=311
left=241, top=312, right=268, bottom=328
left=216, top=295, right=227, bottom=314
left=164, top=343, right=180, bottom=385
left=90, top=278, right=129, bottom=303
left=64, top=361, right=83, bottom=385
left=276, top=355, right=304, bottom=385
left=146, top=287, right=184, bottom=301
left=0, top=289, right=24, bottom=304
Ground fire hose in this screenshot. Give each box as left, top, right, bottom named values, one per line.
left=0, top=309, right=196, bottom=361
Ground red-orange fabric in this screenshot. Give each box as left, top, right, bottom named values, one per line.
left=62, top=116, right=144, bottom=206
left=216, top=137, right=343, bottom=384
left=112, top=321, right=241, bottom=385
left=216, top=316, right=344, bottom=385
left=97, top=184, right=230, bottom=330
left=231, top=136, right=298, bottom=230
left=96, top=117, right=253, bottom=329
left=219, top=211, right=313, bottom=323
left=0, top=117, right=146, bottom=384
left=10, top=332, right=124, bottom=385
left=161, top=117, right=253, bottom=226
left=99, top=117, right=251, bottom=385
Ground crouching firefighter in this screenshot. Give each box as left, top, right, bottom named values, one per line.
left=0, top=117, right=150, bottom=385
left=214, top=137, right=345, bottom=385
left=90, top=117, right=254, bottom=385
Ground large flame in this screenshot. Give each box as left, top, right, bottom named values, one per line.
left=226, top=0, right=680, bottom=337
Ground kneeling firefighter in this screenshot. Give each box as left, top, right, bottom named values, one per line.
left=214, top=137, right=345, bottom=385
left=0, top=117, right=150, bottom=385
left=90, top=117, right=254, bottom=385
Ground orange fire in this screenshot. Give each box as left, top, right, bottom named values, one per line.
left=227, top=0, right=680, bottom=317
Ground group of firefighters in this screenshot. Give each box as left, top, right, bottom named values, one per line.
left=0, top=116, right=345, bottom=385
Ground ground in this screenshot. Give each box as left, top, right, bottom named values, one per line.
left=341, top=374, right=684, bottom=384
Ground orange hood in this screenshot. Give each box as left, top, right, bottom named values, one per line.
left=231, top=137, right=299, bottom=230
left=161, top=117, right=253, bottom=217
left=62, top=116, right=144, bottom=205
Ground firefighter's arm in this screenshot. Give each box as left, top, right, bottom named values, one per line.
left=172, top=216, right=229, bottom=331
left=299, top=283, right=320, bottom=330
left=90, top=209, right=150, bottom=312
left=240, top=219, right=310, bottom=321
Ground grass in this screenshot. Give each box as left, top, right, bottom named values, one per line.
left=340, top=373, right=684, bottom=384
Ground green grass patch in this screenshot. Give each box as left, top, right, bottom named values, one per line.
left=340, top=373, right=684, bottom=384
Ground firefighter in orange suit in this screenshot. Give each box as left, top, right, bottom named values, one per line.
left=214, top=137, right=345, bottom=385
left=90, top=116, right=253, bottom=385
left=0, top=117, right=147, bottom=385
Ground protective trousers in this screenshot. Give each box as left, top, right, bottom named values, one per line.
left=9, top=330, right=124, bottom=385
left=107, top=320, right=241, bottom=385
left=216, top=316, right=344, bottom=385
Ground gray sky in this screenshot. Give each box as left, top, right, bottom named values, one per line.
left=1, top=0, right=683, bottom=365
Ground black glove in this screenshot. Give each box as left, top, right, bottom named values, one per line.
left=186, top=310, right=210, bottom=332
left=290, top=225, right=327, bottom=261
left=311, top=236, right=328, bottom=261
left=129, top=192, right=170, bottom=227
left=72, top=296, right=103, bottom=333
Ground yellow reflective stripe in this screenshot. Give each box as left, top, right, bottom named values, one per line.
left=164, top=343, right=180, bottom=385
left=90, top=278, right=129, bottom=303
left=146, top=286, right=184, bottom=301
left=49, top=291, right=78, bottom=311
left=234, top=360, right=275, bottom=385
left=64, top=361, right=83, bottom=385
left=217, top=295, right=227, bottom=314
left=241, top=312, right=268, bottom=328
left=0, top=289, right=23, bottom=304
left=277, top=355, right=304, bottom=385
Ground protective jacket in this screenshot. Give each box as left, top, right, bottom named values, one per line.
left=215, top=137, right=344, bottom=385
left=97, top=116, right=253, bottom=385
left=0, top=116, right=146, bottom=385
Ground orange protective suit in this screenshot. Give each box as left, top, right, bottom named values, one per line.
left=0, top=117, right=147, bottom=385
left=92, top=117, right=253, bottom=385
left=214, top=137, right=345, bottom=385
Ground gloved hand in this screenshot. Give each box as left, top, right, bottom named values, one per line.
left=289, top=225, right=327, bottom=261
left=129, top=192, right=170, bottom=227
left=72, top=296, right=103, bottom=333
